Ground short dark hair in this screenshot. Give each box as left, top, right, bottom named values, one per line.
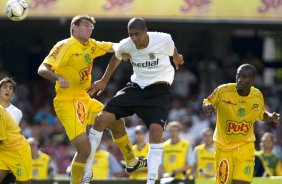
left=0, top=77, right=16, bottom=91
left=238, top=63, right=257, bottom=77
left=70, top=14, right=96, bottom=35
left=128, top=17, right=147, bottom=30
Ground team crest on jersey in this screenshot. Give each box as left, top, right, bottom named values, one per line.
left=237, top=108, right=246, bottom=117
left=84, top=54, right=92, bottom=63
left=226, top=120, right=252, bottom=135
left=244, top=165, right=252, bottom=175
left=169, top=155, right=176, bottom=163
left=148, top=52, right=156, bottom=60
left=218, top=159, right=229, bottom=184
left=76, top=101, right=86, bottom=124
left=16, top=168, right=23, bottom=176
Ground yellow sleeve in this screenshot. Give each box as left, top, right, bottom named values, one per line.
left=203, top=84, right=227, bottom=108
left=43, top=41, right=70, bottom=71
left=275, top=160, right=282, bottom=176
left=92, top=40, right=112, bottom=58
left=0, top=109, right=7, bottom=141
left=258, top=92, right=265, bottom=121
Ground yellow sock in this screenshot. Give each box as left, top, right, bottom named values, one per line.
left=71, top=162, right=85, bottom=184
left=113, top=134, right=137, bottom=166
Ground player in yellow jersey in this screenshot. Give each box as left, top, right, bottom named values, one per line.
left=38, top=14, right=144, bottom=184
left=27, top=137, right=57, bottom=180
left=0, top=106, right=32, bottom=184
left=130, top=125, right=150, bottom=180
left=160, top=121, right=194, bottom=180
left=202, top=64, right=280, bottom=184
left=193, top=128, right=216, bottom=179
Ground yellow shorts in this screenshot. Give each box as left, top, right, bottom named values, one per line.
left=215, top=143, right=255, bottom=184
left=54, top=95, right=104, bottom=141
left=0, top=143, right=32, bottom=181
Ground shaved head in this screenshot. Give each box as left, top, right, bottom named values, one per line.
left=237, top=64, right=257, bottom=78
left=128, top=17, right=147, bottom=31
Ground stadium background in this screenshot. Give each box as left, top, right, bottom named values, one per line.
left=1, top=0, right=282, bottom=183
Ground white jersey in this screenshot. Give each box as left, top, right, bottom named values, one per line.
left=114, top=32, right=175, bottom=88
left=6, top=103, right=23, bottom=125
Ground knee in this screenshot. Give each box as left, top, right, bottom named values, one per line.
left=94, top=112, right=116, bottom=129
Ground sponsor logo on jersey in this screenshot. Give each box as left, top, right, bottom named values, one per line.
left=50, top=43, right=65, bottom=59
left=17, top=168, right=23, bottom=176
left=226, top=120, right=252, bottom=135
left=76, top=101, right=86, bottom=124
left=131, top=59, right=159, bottom=68
left=219, top=159, right=229, bottom=184
left=79, top=66, right=91, bottom=84
left=251, top=104, right=259, bottom=111
left=222, top=100, right=237, bottom=105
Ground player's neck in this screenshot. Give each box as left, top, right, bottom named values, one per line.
left=263, top=148, right=273, bottom=155
left=137, top=35, right=149, bottom=49
left=0, top=99, right=10, bottom=108
left=171, top=137, right=180, bottom=144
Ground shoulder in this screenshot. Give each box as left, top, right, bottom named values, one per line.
left=194, top=144, right=205, bottom=151
left=250, top=86, right=264, bottom=100
left=207, top=83, right=234, bottom=100
left=149, top=32, right=172, bottom=39
left=163, top=140, right=171, bottom=147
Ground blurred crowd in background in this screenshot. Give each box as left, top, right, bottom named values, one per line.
left=1, top=40, right=282, bottom=177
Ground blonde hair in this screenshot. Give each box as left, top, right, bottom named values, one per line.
left=166, top=121, right=182, bottom=131
left=70, top=14, right=96, bottom=35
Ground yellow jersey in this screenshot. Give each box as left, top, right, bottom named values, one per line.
left=43, top=36, right=112, bottom=99
left=32, top=152, right=50, bottom=179
left=92, top=150, right=110, bottom=179
left=163, top=139, right=190, bottom=180
left=203, top=83, right=264, bottom=151
left=194, top=144, right=216, bottom=178
left=0, top=106, right=27, bottom=152
left=130, top=142, right=150, bottom=179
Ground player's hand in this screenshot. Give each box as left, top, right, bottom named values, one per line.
left=121, top=53, right=131, bottom=62
left=173, top=54, right=184, bottom=70
left=272, top=112, right=280, bottom=127
left=88, top=79, right=107, bottom=97
left=202, top=103, right=215, bottom=117
left=57, top=76, right=69, bottom=88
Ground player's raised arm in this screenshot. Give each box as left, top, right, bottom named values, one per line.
left=88, top=54, right=121, bottom=96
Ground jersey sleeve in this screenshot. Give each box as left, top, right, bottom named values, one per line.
left=161, top=33, right=175, bottom=56
left=258, top=92, right=265, bottom=121
left=43, top=42, right=70, bottom=71
left=92, top=40, right=112, bottom=58
left=0, top=109, right=7, bottom=141
left=203, top=84, right=227, bottom=108
left=113, top=38, right=129, bottom=60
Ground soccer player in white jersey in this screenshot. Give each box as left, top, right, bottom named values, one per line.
left=85, top=17, right=184, bottom=184
left=0, top=77, right=23, bottom=184
left=0, top=77, right=23, bottom=125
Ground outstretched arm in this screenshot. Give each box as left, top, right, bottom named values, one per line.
left=88, top=55, right=121, bottom=96
left=263, top=111, right=280, bottom=127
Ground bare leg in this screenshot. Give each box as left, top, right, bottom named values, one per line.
left=0, top=170, right=9, bottom=183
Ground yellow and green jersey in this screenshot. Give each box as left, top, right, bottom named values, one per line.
left=0, top=106, right=27, bottom=152
left=256, top=150, right=282, bottom=176
left=194, top=144, right=216, bottom=178
left=203, top=83, right=265, bottom=151
left=32, top=152, right=50, bottom=179
left=130, top=142, right=150, bottom=179
left=43, top=36, right=112, bottom=99
left=163, top=139, right=190, bottom=180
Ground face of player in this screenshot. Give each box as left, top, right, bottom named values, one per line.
left=73, top=19, right=94, bottom=43
left=203, top=131, right=213, bottom=146
left=261, top=135, right=274, bottom=150
left=135, top=131, right=145, bottom=144
left=168, top=126, right=180, bottom=139
left=128, top=28, right=148, bottom=49
left=236, top=67, right=254, bottom=96
left=0, top=82, right=14, bottom=102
